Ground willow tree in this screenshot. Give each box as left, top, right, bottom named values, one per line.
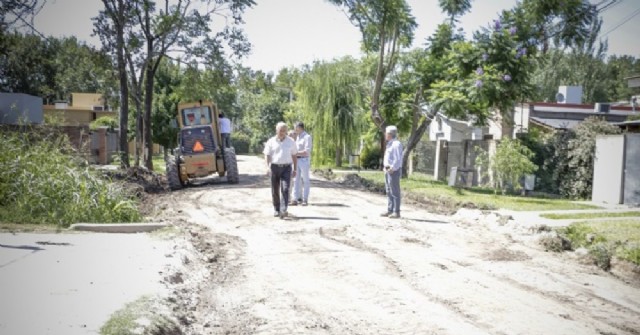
left=297, top=57, right=367, bottom=167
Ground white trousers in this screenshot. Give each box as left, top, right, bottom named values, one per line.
left=293, top=157, right=311, bottom=201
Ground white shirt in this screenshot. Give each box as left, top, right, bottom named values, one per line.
left=295, top=131, right=312, bottom=158
left=263, top=136, right=298, bottom=164
left=219, top=117, right=231, bottom=134
left=384, top=139, right=403, bottom=172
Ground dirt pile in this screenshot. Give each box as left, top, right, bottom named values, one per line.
left=103, top=166, right=168, bottom=195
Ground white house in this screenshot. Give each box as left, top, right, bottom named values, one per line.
left=428, top=112, right=485, bottom=142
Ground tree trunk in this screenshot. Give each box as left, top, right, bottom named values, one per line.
left=401, top=118, right=431, bottom=178
left=143, top=49, right=154, bottom=170
left=115, top=22, right=130, bottom=169
left=401, top=89, right=432, bottom=178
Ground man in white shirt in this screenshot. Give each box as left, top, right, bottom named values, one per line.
left=218, top=113, right=232, bottom=148
left=291, top=121, right=312, bottom=206
left=381, top=125, right=403, bottom=219
left=263, top=122, right=298, bottom=218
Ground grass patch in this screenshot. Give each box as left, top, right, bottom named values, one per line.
left=558, top=219, right=640, bottom=267
left=541, top=211, right=640, bottom=220
left=100, top=296, right=181, bottom=335
left=345, top=172, right=599, bottom=211
left=0, top=131, right=141, bottom=227
left=110, top=154, right=167, bottom=174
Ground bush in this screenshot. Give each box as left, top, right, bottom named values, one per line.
left=0, top=131, right=141, bottom=227
left=360, top=144, right=381, bottom=169
left=475, top=138, right=537, bottom=194
left=90, top=116, right=117, bottom=130
left=231, top=131, right=250, bottom=154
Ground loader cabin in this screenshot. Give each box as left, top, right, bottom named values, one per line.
left=176, top=102, right=224, bottom=154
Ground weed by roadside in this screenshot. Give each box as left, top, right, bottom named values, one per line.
left=0, top=131, right=141, bottom=227
left=555, top=220, right=640, bottom=269
left=100, top=296, right=181, bottom=335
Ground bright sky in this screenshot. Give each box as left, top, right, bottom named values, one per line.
left=31, top=0, right=640, bottom=74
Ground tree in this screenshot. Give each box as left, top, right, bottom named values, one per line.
left=0, top=1, right=43, bottom=29
left=296, top=57, right=368, bottom=166
left=476, top=138, right=537, bottom=194
left=97, top=0, right=254, bottom=170
left=152, top=59, right=180, bottom=158
left=327, top=0, right=416, bottom=130
left=94, top=0, right=135, bottom=169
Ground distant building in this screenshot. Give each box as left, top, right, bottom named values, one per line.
left=43, top=93, right=116, bottom=126
left=0, top=93, right=43, bottom=125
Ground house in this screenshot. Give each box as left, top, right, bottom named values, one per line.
left=428, top=112, right=485, bottom=142
left=43, top=93, right=116, bottom=126
left=0, top=92, right=43, bottom=125
left=513, top=86, right=638, bottom=134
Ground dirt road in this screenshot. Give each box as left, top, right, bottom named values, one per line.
left=153, top=155, right=640, bottom=335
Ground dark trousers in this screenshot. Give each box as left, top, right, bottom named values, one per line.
left=270, top=164, right=292, bottom=212
left=221, top=133, right=231, bottom=148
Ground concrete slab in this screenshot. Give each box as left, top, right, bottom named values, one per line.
left=69, top=223, right=169, bottom=233
left=0, top=232, right=177, bottom=335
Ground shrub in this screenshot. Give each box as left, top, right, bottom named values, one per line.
left=232, top=131, right=250, bottom=154
left=360, top=144, right=381, bottom=169
left=90, top=116, right=118, bottom=130
left=0, top=131, right=141, bottom=227
left=475, top=138, right=537, bottom=194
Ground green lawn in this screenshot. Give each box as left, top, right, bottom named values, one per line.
left=345, top=172, right=599, bottom=211
left=541, top=211, right=640, bottom=220
left=561, top=219, right=640, bottom=266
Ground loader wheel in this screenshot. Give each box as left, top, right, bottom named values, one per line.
left=224, top=148, right=239, bottom=184
left=166, top=155, right=183, bottom=190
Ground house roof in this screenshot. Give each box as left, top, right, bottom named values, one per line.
left=530, top=117, right=582, bottom=130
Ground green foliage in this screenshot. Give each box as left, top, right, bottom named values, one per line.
left=232, top=131, right=251, bottom=154
left=359, top=144, right=381, bottom=169
left=628, top=114, right=640, bottom=121
left=297, top=57, right=368, bottom=166
left=476, top=138, right=537, bottom=194
left=0, top=131, right=141, bottom=227
left=152, top=60, right=180, bottom=151
left=90, top=116, right=118, bottom=130
left=562, top=117, right=620, bottom=199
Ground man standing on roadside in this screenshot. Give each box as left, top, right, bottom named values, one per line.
left=218, top=113, right=232, bottom=148
left=264, top=122, right=298, bottom=218
left=291, top=121, right=312, bottom=206
left=381, top=125, right=403, bottom=219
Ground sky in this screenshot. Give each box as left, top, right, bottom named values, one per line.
left=30, top=0, right=640, bottom=74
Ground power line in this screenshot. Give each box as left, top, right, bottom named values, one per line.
left=600, top=6, right=640, bottom=37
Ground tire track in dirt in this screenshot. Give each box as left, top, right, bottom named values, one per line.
left=326, top=216, right=640, bottom=335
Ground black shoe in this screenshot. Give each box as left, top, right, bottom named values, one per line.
left=280, top=211, right=288, bottom=219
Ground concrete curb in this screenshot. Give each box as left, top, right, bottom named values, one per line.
left=69, top=223, right=169, bottom=234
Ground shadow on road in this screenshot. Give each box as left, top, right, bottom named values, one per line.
left=0, top=243, right=45, bottom=251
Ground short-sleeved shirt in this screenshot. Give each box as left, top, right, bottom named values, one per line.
left=263, top=136, right=298, bottom=165
left=295, top=131, right=312, bottom=158
left=219, top=117, right=232, bottom=134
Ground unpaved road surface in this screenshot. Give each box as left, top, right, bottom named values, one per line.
left=153, top=155, right=640, bottom=335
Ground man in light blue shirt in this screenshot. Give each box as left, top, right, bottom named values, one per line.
left=292, top=121, right=312, bottom=206
left=381, top=125, right=403, bottom=218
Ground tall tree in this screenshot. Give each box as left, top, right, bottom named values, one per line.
left=297, top=57, right=367, bottom=166
left=0, top=0, right=43, bottom=29
left=99, top=0, right=253, bottom=170
left=94, top=0, right=135, bottom=169
left=327, top=0, right=416, bottom=129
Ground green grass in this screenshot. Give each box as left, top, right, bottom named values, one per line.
left=559, top=219, right=640, bottom=266
left=541, top=211, right=640, bottom=220
left=152, top=155, right=166, bottom=174
left=346, top=172, right=599, bottom=211
left=0, top=131, right=141, bottom=227
left=110, top=154, right=167, bottom=174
